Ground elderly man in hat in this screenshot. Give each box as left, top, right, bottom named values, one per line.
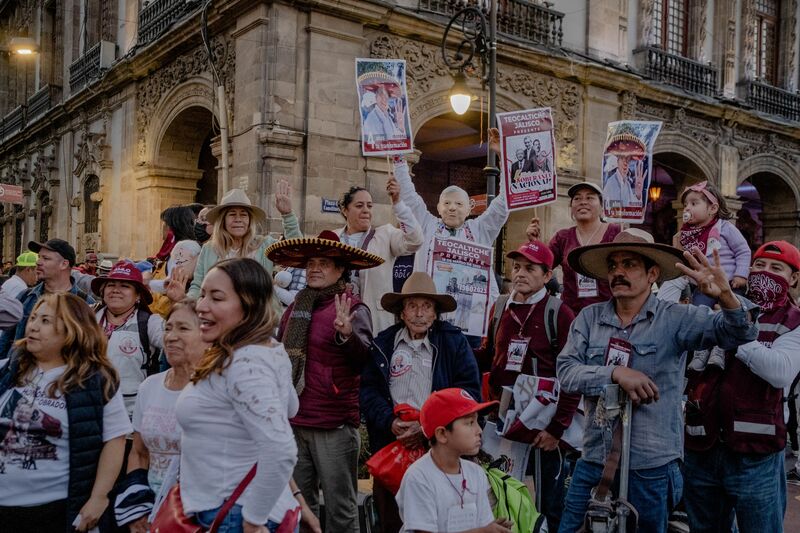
left=268, top=231, right=383, bottom=533
left=682, top=241, right=800, bottom=533
left=0, top=239, right=95, bottom=359
left=0, top=251, right=37, bottom=299
left=360, top=272, right=481, bottom=533
left=393, top=130, right=509, bottom=348
left=555, top=229, right=758, bottom=533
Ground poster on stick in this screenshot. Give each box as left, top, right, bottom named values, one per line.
left=428, top=237, right=492, bottom=337
left=355, top=58, right=413, bottom=156
left=601, top=120, right=662, bottom=223
left=496, top=107, right=557, bottom=210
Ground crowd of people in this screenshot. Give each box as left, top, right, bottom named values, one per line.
left=0, top=129, right=798, bottom=533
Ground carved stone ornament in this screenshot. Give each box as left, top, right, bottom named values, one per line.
left=369, top=34, right=581, bottom=147
left=74, top=133, right=108, bottom=177
left=742, top=0, right=757, bottom=80
left=31, top=154, right=56, bottom=193
left=621, top=91, right=637, bottom=120
left=640, top=0, right=655, bottom=47
left=136, top=36, right=236, bottom=162
left=786, top=0, right=798, bottom=91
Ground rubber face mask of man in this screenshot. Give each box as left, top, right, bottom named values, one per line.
left=437, top=186, right=473, bottom=231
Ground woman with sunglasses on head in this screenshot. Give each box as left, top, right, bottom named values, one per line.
left=175, top=258, right=302, bottom=533
left=0, top=293, right=131, bottom=533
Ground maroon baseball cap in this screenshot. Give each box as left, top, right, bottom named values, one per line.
left=90, top=260, right=153, bottom=304
left=753, top=241, right=800, bottom=271
left=506, top=240, right=554, bottom=269
left=420, top=388, right=498, bottom=439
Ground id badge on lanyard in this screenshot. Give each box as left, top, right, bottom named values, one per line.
left=577, top=273, right=599, bottom=298
left=446, top=503, right=477, bottom=532
left=505, top=336, right=530, bottom=372
left=605, top=337, right=633, bottom=367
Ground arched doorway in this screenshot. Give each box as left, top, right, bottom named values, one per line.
left=412, top=110, right=504, bottom=267
left=739, top=172, right=798, bottom=245
left=155, top=105, right=219, bottom=204
left=639, top=153, right=710, bottom=244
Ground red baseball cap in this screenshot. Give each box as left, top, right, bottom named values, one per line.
left=506, top=240, right=554, bottom=269
left=420, top=388, right=498, bottom=439
left=753, top=241, right=800, bottom=271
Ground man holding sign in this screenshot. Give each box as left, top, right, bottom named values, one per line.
left=555, top=229, right=757, bottom=533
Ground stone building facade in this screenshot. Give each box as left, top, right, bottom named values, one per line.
left=1, top=0, right=799, bottom=265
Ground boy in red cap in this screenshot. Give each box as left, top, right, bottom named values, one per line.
left=396, top=388, right=512, bottom=533
left=683, top=240, right=800, bottom=533
left=481, top=241, right=577, bottom=532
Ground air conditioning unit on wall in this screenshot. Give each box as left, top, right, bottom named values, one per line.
left=97, top=40, right=116, bottom=69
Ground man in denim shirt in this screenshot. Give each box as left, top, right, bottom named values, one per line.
left=556, top=229, right=757, bottom=533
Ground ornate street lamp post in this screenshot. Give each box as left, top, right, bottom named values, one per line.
left=441, top=1, right=499, bottom=205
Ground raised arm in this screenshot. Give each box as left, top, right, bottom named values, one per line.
left=735, top=328, right=800, bottom=389
left=394, top=158, right=438, bottom=232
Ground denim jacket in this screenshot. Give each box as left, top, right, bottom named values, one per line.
left=556, top=294, right=757, bottom=470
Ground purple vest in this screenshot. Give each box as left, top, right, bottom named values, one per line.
left=291, top=292, right=366, bottom=429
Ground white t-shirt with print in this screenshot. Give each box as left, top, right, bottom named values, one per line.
left=0, top=365, right=132, bottom=506
left=132, top=371, right=181, bottom=496
left=397, top=451, right=494, bottom=533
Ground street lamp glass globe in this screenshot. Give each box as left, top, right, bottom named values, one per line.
left=9, top=37, right=38, bottom=55
left=450, top=93, right=471, bottom=115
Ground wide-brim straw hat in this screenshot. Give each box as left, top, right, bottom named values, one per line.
left=266, top=230, right=384, bottom=270
left=206, top=188, right=266, bottom=226
left=381, top=272, right=457, bottom=315
left=567, top=228, right=686, bottom=282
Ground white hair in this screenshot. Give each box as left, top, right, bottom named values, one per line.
left=439, top=185, right=469, bottom=202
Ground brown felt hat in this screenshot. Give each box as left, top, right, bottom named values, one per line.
left=380, top=272, right=457, bottom=314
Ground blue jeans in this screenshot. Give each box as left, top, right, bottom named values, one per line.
left=558, top=458, right=682, bottom=533
left=196, top=504, right=294, bottom=533
left=684, top=446, right=786, bottom=533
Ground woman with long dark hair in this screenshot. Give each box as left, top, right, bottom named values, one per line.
left=0, top=293, right=132, bottom=532
left=176, top=258, right=301, bottom=532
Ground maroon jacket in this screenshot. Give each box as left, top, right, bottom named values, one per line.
left=278, top=291, right=373, bottom=429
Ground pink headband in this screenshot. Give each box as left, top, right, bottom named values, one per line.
left=683, top=181, right=718, bottom=207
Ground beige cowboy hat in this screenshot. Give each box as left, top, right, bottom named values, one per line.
left=266, top=230, right=384, bottom=270
left=206, top=188, right=266, bottom=226
left=381, top=272, right=457, bottom=314
left=567, top=228, right=686, bottom=282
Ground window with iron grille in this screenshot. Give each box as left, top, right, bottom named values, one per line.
left=755, top=0, right=780, bottom=84
left=652, top=0, right=689, bottom=56
left=83, top=174, right=100, bottom=233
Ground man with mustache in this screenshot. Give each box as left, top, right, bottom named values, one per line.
left=556, top=229, right=758, bottom=533
left=361, top=272, right=481, bottom=533
left=683, top=241, right=800, bottom=533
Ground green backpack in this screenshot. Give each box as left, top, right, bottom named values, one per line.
left=483, top=466, right=546, bottom=533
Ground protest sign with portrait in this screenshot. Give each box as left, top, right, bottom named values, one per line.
left=601, top=120, right=662, bottom=223
left=496, top=107, right=557, bottom=210
left=428, top=237, right=492, bottom=337
left=355, top=58, right=414, bottom=156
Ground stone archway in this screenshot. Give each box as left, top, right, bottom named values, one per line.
left=738, top=155, right=800, bottom=245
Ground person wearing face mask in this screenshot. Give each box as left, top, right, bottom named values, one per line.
left=360, top=272, right=481, bottom=533
left=683, top=241, right=800, bottom=533
left=335, top=174, right=423, bottom=332
left=187, top=183, right=300, bottom=306
left=194, top=206, right=213, bottom=244
left=393, top=130, right=509, bottom=346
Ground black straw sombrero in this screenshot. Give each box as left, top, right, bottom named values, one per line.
left=266, top=230, right=384, bottom=270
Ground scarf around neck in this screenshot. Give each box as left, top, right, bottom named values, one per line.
left=283, top=278, right=347, bottom=394
left=680, top=217, right=720, bottom=255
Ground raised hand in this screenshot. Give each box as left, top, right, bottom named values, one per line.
left=165, top=267, right=189, bottom=303
left=676, top=247, right=736, bottom=305
left=387, top=176, right=400, bottom=204
left=275, top=179, right=293, bottom=215
left=634, top=161, right=645, bottom=200
left=488, top=127, right=501, bottom=154
left=394, top=99, right=406, bottom=134
left=526, top=217, right=541, bottom=241
left=333, top=293, right=354, bottom=338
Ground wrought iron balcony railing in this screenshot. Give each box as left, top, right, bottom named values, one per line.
left=27, top=85, right=62, bottom=122
left=419, top=0, right=563, bottom=47
left=69, top=41, right=105, bottom=90
left=138, top=0, right=201, bottom=46
left=2, top=106, right=26, bottom=141
left=738, top=79, right=800, bottom=122
left=635, top=46, right=718, bottom=97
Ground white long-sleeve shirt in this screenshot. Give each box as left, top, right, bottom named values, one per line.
left=394, top=159, right=509, bottom=305
left=176, top=344, right=299, bottom=525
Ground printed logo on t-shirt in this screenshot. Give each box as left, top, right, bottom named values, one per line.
left=118, top=335, right=140, bottom=356
left=390, top=350, right=413, bottom=378
left=0, top=386, right=64, bottom=471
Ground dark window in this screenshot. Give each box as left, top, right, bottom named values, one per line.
left=84, top=174, right=100, bottom=233
left=652, top=0, right=689, bottom=56
left=14, top=205, right=23, bottom=257
left=755, top=0, right=780, bottom=85
left=38, top=191, right=50, bottom=242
